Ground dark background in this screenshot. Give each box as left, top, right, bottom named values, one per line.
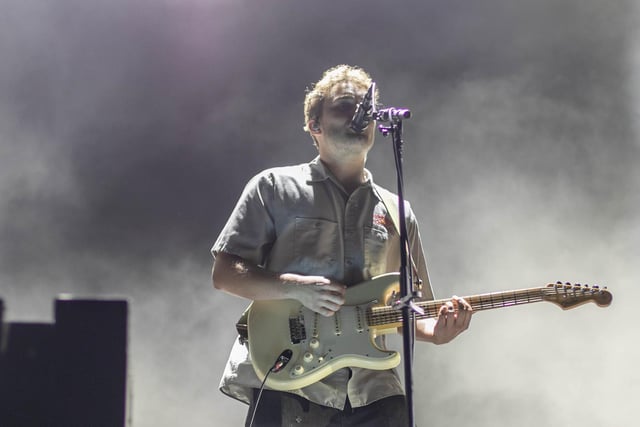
left=1, top=0, right=638, bottom=425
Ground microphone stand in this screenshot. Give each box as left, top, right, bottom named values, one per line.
left=378, top=117, right=420, bottom=427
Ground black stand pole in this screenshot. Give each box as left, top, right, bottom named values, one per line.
left=378, top=119, right=418, bottom=427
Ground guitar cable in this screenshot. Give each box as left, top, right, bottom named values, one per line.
left=248, top=349, right=293, bottom=427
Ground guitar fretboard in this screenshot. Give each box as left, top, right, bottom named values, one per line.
left=366, top=287, right=552, bottom=327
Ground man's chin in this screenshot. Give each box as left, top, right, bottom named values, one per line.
left=326, top=128, right=373, bottom=148
left=344, top=130, right=370, bottom=141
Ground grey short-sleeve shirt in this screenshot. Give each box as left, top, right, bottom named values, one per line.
left=212, top=157, right=434, bottom=409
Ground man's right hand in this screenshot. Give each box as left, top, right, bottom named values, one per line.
left=279, top=273, right=346, bottom=317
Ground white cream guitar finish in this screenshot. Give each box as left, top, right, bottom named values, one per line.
left=245, top=272, right=612, bottom=391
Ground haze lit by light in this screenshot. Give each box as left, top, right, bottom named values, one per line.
left=0, top=1, right=637, bottom=426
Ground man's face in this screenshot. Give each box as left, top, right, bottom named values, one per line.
left=317, top=80, right=375, bottom=153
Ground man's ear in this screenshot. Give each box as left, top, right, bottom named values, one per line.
left=309, top=120, right=321, bottom=134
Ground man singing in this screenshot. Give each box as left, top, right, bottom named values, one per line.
left=212, top=65, right=472, bottom=426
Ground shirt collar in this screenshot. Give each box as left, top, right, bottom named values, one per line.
left=307, top=156, right=374, bottom=188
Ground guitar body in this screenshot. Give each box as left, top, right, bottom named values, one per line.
left=247, top=273, right=402, bottom=391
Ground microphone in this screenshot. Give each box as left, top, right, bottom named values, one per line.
left=349, top=82, right=376, bottom=133
left=375, top=107, right=411, bottom=122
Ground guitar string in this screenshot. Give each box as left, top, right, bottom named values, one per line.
left=365, top=286, right=594, bottom=326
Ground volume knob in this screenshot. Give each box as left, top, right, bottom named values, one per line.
left=309, top=338, right=320, bottom=349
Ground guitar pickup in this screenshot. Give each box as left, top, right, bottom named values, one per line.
left=289, top=315, right=307, bottom=344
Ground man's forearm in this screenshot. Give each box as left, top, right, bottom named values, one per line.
left=212, top=252, right=293, bottom=301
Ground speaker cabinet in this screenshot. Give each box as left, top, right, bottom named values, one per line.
left=0, top=297, right=129, bottom=427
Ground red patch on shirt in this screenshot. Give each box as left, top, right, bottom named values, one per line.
left=373, top=213, right=388, bottom=228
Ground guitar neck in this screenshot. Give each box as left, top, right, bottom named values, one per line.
left=368, top=287, right=549, bottom=328
left=367, top=279, right=611, bottom=329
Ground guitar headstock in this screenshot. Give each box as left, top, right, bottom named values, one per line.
left=543, top=281, right=613, bottom=309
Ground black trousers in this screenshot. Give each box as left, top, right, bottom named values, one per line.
left=246, top=389, right=408, bottom=427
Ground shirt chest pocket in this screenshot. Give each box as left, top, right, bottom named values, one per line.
left=294, top=217, right=340, bottom=275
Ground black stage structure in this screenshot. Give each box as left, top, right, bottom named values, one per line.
left=0, top=297, right=129, bottom=426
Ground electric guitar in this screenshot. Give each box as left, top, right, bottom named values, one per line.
left=242, top=273, right=612, bottom=391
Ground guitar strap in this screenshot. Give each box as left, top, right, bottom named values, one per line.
left=373, top=184, right=422, bottom=283
left=235, top=306, right=250, bottom=344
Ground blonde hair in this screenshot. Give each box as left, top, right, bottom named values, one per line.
left=303, top=65, right=377, bottom=133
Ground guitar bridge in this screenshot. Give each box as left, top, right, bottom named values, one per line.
left=289, top=315, right=307, bottom=344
